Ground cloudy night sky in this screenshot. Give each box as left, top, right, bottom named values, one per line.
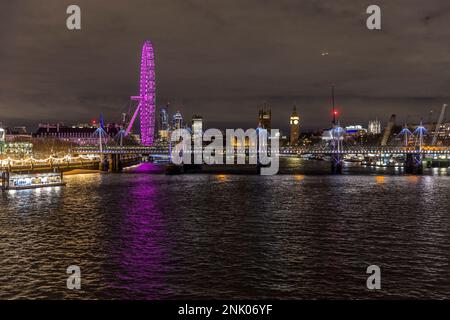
left=1, top=0, right=450, bottom=133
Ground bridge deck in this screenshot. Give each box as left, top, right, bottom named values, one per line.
left=73, top=146, right=450, bottom=156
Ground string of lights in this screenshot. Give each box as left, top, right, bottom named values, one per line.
left=0, top=155, right=99, bottom=167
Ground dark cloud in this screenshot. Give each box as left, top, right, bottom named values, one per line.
left=0, top=0, right=450, bottom=132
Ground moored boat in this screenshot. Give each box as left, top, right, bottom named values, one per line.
left=1, top=172, right=66, bottom=190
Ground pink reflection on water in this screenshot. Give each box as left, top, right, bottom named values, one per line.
left=109, top=176, right=170, bottom=298
left=125, top=162, right=165, bottom=174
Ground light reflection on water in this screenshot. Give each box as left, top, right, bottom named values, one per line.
left=0, top=159, right=450, bottom=299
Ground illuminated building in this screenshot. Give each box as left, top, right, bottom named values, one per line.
left=368, top=119, right=381, bottom=134
left=192, top=115, right=203, bottom=139
left=173, top=111, right=183, bottom=130
left=35, top=125, right=97, bottom=145
left=322, top=126, right=350, bottom=141
left=432, top=122, right=450, bottom=141
left=72, top=123, right=95, bottom=129
left=345, top=125, right=367, bottom=137
left=3, top=142, right=33, bottom=156
left=0, top=128, right=5, bottom=153
left=258, top=108, right=271, bottom=130
left=289, top=105, right=300, bottom=145
left=3, top=127, right=32, bottom=142
left=158, top=105, right=170, bottom=140
left=0, top=127, right=33, bottom=155
left=34, top=123, right=118, bottom=145
left=321, top=129, right=333, bottom=141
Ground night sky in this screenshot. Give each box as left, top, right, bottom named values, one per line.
left=1, top=0, right=450, bottom=133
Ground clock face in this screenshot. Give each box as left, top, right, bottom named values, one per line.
left=293, top=120, right=299, bottom=125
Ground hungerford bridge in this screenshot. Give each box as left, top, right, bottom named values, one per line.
left=72, top=145, right=450, bottom=157
left=2, top=119, right=450, bottom=173
left=2, top=144, right=449, bottom=173
left=68, top=122, right=450, bottom=173
left=70, top=144, right=450, bottom=174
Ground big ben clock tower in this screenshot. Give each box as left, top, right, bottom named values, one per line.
left=290, top=105, right=300, bottom=145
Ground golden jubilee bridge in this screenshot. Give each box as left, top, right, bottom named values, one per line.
left=73, top=144, right=450, bottom=173
left=2, top=145, right=449, bottom=174
left=281, top=145, right=450, bottom=156
left=280, top=145, right=450, bottom=174
left=74, top=145, right=450, bottom=156
left=279, top=122, right=450, bottom=173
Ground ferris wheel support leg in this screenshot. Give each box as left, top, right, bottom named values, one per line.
left=125, top=104, right=141, bottom=135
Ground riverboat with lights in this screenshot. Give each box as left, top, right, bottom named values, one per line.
left=1, top=171, right=66, bottom=190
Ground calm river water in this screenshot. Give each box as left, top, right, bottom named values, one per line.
left=1, top=158, right=450, bottom=299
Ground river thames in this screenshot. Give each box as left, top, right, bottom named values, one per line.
left=1, top=158, right=450, bottom=299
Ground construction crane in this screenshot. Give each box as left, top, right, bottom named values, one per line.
left=432, top=104, right=447, bottom=146
left=381, top=114, right=396, bottom=146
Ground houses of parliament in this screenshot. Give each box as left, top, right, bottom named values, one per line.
left=257, top=106, right=300, bottom=145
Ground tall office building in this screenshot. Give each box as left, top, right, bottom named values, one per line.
left=192, top=115, right=203, bottom=133
left=368, top=119, right=381, bottom=134
left=158, top=104, right=170, bottom=140
left=172, top=111, right=183, bottom=130
left=192, top=115, right=203, bottom=141
left=290, top=105, right=300, bottom=145
left=0, top=127, right=5, bottom=154
left=258, top=108, right=271, bottom=130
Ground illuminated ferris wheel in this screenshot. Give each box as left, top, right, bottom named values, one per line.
left=126, top=40, right=156, bottom=146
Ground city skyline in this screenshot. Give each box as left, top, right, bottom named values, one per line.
left=1, top=0, right=450, bottom=131
left=2, top=0, right=450, bottom=304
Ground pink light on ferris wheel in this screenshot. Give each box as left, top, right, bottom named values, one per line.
left=126, top=40, right=156, bottom=146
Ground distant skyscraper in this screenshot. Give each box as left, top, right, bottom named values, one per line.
left=121, top=113, right=128, bottom=127
left=192, top=115, right=203, bottom=141
left=368, top=119, right=381, bottom=134
left=192, top=115, right=203, bottom=132
left=0, top=127, right=5, bottom=154
left=289, top=105, right=300, bottom=145
left=172, top=111, right=183, bottom=130
left=158, top=104, right=170, bottom=140
left=258, top=108, right=271, bottom=130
